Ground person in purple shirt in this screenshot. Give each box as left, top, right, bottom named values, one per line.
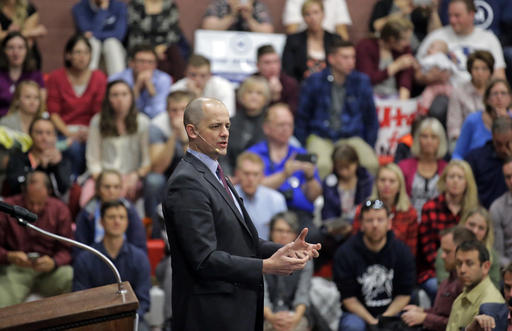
left=0, top=32, right=44, bottom=117
left=72, top=0, right=127, bottom=76
left=109, top=44, right=172, bottom=119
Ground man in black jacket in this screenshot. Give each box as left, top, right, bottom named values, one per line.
left=333, top=199, right=415, bottom=331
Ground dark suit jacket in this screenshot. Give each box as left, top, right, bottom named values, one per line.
left=163, top=152, right=281, bottom=331
left=282, top=30, right=342, bottom=83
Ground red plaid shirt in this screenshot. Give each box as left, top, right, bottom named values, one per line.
left=417, top=194, right=460, bottom=284
left=353, top=204, right=418, bottom=256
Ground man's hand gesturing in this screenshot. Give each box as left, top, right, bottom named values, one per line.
left=262, top=228, right=321, bottom=275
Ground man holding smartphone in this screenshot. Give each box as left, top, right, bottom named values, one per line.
left=0, top=171, right=73, bottom=308
left=248, top=103, right=323, bottom=242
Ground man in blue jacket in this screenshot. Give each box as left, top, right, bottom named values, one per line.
left=72, top=0, right=127, bottom=76
left=296, top=39, right=379, bottom=178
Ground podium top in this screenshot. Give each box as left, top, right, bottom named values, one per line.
left=0, top=281, right=138, bottom=330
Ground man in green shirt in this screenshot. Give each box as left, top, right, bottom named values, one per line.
left=447, top=240, right=507, bottom=331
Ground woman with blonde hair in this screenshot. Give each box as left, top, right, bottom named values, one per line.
left=0, top=79, right=43, bottom=134
left=398, top=117, right=448, bottom=219
left=352, top=162, right=418, bottom=255
left=417, top=159, right=478, bottom=300
left=224, top=76, right=271, bottom=173
left=435, top=206, right=501, bottom=288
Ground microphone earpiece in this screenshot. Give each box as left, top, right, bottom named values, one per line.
left=194, top=129, right=221, bottom=154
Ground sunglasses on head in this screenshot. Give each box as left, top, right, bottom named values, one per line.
left=362, top=199, right=385, bottom=211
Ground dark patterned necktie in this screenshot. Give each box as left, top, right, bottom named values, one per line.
left=216, top=164, right=233, bottom=201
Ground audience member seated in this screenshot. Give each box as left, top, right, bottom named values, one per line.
left=416, top=39, right=455, bottom=117
left=401, top=227, right=472, bottom=330
left=321, top=143, right=373, bottom=224
left=127, top=0, right=187, bottom=81
left=75, top=169, right=146, bottom=253
left=398, top=117, right=447, bottom=219
left=503, top=263, right=512, bottom=330
left=0, top=0, right=47, bottom=69
left=454, top=207, right=501, bottom=288
left=0, top=171, right=73, bottom=308
left=72, top=0, right=127, bottom=76
left=109, top=44, right=172, bottom=119
left=282, top=0, right=342, bottom=83
left=416, top=0, right=505, bottom=85
left=438, top=0, right=510, bottom=45
left=5, top=117, right=71, bottom=198
left=352, top=163, right=417, bottom=256
left=417, top=159, right=478, bottom=302
left=491, top=157, right=512, bottom=268
left=73, top=200, right=151, bottom=329
left=465, top=117, right=512, bottom=209
left=282, top=0, right=351, bottom=40
left=0, top=32, right=43, bottom=116
left=234, top=152, right=287, bottom=240
left=247, top=103, right=322, bottom=242
left=47, top=34, right=107, bottom=178
left=333, top=199, right=415, bottom=331
left=296, top=39, right=379, bottom=178
left=145, top=90, right=192, bottom=237
left=170, top=54, right=235, bottom=117
left=0, top=80, right=43, bottom=133
left=263, top=211, right=312, bottom=331
left=82, top=80, right=150, bottom=206
left=446, top=240, right=507, bottom=331
left=201, top=0, right=273, bottom=33
left=447, top=50, right=494, bottom=145
left=254, top=44, right=299, bottom=114
left=224, top=76, right=270, bottom=174
left=356, top=17, right=416, bottom=100
left=453, top=78, right=512, bottom=160
left=368, top=0, right=441, bottom=51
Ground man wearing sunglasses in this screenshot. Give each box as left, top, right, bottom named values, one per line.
left=333, top=199, right=416, bottom=330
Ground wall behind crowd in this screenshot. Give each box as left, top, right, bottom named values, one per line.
left=37, top=0, right=377, bottom=73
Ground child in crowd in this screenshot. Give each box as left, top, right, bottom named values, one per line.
left=417, top=39, right=457, bottom=113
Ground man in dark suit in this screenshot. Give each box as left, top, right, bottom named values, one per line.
left=163, top=97, right=321, bottom=331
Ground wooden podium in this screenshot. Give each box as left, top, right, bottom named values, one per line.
left=0, top=281, right=139, bottom=331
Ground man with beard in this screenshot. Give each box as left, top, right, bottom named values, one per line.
left=333, top=199, right=415, bottom=331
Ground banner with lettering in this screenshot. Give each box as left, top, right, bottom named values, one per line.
left=375, top=98, right=418, bottom=157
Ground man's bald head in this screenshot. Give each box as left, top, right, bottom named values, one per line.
left=183, top=98, right=205, bottom=128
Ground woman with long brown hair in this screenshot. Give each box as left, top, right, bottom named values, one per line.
left=82, top=80, right=150, bottom=205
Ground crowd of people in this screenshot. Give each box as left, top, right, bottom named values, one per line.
left=0, top=0, right=512, bottom=330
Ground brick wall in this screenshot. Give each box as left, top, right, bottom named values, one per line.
left=37, top=0, right=377, bottom=73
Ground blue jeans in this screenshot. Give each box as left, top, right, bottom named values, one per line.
left=143, top=172, right=167, bottom=238
left=339, top=312, right=367, bottom=331
left=61, top=139, right=86, bottom=179
left=421, top=277, right=438, bottom=304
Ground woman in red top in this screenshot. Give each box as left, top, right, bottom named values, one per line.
left=417, top=159, right=478, bottom=301
left=46, top=34, right=107, bottom=178
left=352, top=162, right=418, bottom=255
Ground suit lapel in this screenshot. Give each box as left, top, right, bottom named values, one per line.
left=185, top=153, right=254, bottom=239
left=226, top=178, right=258, bottom=243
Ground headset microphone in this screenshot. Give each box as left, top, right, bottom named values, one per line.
left=195, top=130, right=221, bottom=154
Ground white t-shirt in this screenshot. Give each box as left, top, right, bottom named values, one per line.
left=170, top=75, right=236, bottom=117
left=416, top=26, right=506, bottom=84
left=282, top=0, right=352, bottom=34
